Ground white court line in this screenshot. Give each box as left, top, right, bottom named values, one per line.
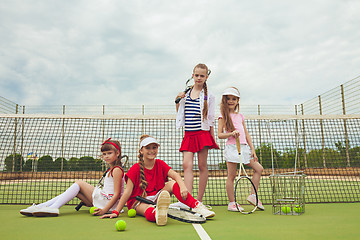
left=192, top=223, right=211, bottom=240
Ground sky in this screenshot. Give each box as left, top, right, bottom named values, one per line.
left=0, top=0, right=359, bottom=108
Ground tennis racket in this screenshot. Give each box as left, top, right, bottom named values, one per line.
left=234, top=138, right=258, bottom=214
left=135, top=196, right=206, bottom=224
left=174, top=69, right=211, bottom=104
left=75, top=155, right=129, bottom=211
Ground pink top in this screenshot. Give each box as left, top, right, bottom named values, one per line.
left=218, top=113, right=247, bottom=145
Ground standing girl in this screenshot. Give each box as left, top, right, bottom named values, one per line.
left=100, top=135, right=215, bottom=225
left=20, top=138, right=125, bottom=217
left=175, top=63, right=218, bottom=207
left=217, top=87, right=265, bottom=211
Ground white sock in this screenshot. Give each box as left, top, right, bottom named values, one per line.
left=48, top=183, right=80, bottom=209
left=36, top=196, right=61, bottom=208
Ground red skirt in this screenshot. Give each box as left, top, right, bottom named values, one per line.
left=179, top=130, right=219, bottom=153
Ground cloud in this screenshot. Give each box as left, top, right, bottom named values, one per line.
left=0, top=0, right=359, bottom=109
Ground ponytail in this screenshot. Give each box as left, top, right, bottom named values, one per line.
left=138, top=134, right=150, bottom=197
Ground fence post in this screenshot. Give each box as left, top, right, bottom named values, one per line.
left=12, top=104, right=19, bottom=172
left=341, top=85, right=350, bottom=167
left=318, top=96, right=326, bottom=168
left=258, top=105, right=262, bottom=164
left=301, top=104, right=308, bottom=168
left=61, top=105, right=65, bottom=171
left=20, top=106, right=25, bottom=172
left=294, top=105, right=299, bottom=170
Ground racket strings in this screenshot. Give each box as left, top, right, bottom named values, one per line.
left=234, top=176, right=258, bottom=214
left=167, top=208, right=206, bottom=223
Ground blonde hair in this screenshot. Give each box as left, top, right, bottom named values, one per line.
left=100, top=139, right=122, bottom=168
left=220, top=87, right=240, bottom=132
left=138, top=134, right=151, bottom=197
left=193, top=63, right=209, bottom=119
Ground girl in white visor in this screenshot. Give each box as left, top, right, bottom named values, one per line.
left=101, top=135, right=215, bottom=225
left=217, top=87, right=265, bottom=211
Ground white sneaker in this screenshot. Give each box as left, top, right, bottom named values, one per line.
left=155, top=191, right=171, bottom=226
left=20, top=203, right=40, bottom=216
left=32, top=207, right=59, bottom=217
left=192, top=202, right=215, bottom=218
left=228, top=202, right=244, bottom=212
left=247, top=195, right=265, bottom=211
left=169, top=201, right=190, bottom=210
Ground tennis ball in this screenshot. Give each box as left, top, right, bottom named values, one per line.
left=115, top=220, right=127, bottom=231
left=281, top=206, right=291, bottom=214
left=294, top=205, right=303, bottom=213
left=89, top=206, right=97, bottom=215
left=128, top=209, right=136, bottom=218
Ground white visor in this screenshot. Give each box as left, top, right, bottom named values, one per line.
left=140, top=137, right=160, bottom=148
left=222, top=87, right=240, bottom=98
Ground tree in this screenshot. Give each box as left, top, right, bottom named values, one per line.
left=54, top=157, right=68, bottom=171
left=68, top=157, right=80, bottom=171
left=37, top=155, right=54, bottom=171
left=4, top=154, right=23, bottom=172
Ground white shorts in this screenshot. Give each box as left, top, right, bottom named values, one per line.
left=133, top=190, right=162, bottom=210
left=224, top=144, right=252, bottom=164
left=92, top=186, right=122, bottom=213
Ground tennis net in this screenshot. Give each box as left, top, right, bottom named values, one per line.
left=0, top=114, right=359, bottom=205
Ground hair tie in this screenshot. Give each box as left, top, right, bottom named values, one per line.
left=102, top=138, right=120, bottom=152
left=204, top=96, right=208, bottom=100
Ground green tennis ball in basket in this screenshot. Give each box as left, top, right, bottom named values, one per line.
left=89, top=206, right=97, bottom=215
left=294, top=205, right=303, bottom=213
left=281, top=206, right=291, bottom=214
left=115, top=220, right=127, bottom=231
left=128, top=209, right=136, bottom=218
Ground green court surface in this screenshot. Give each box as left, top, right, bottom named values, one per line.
left=1, top=203, right=359, bottom=240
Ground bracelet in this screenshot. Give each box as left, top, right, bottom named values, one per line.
left=112, top=210, right=119, bottom=216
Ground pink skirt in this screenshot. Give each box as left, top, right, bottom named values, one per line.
left=179, top=130, right=219, bottom=153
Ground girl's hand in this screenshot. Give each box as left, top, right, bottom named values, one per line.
left=93, top=208, right=107, bottom=216
left=180, top=186, right=189, bottom=200
left=99, top=213, right=118, bottom=219
left=251, top=151, right=258, bottom=162
left=176, top=92, right=185, bottom=101
left=232, top=130, right=240, bottom=138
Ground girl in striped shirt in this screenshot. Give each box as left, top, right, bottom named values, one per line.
left=175, top=63, right=218, bottom=207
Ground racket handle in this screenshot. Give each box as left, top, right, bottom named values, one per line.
left=75, top=202, right=85, bottom=211
left=236, top=138, right=241, bottom=154
left=135, top=196, right=156, bottom=205
left=175, top=97, right=182, bottom=104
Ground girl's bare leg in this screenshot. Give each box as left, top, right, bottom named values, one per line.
left=197, top=147, right=209, bottom=202
left=226, top=162, right=238, bottom=202
left=183, top=151, right=195, bottom=194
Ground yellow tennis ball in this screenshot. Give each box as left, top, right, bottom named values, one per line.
left=294, top=205, right=303, bottom=213
left=281, top=206, right=291, bottom=214
left=89, top=207, right=97, bottom=215
left=128, top=209, right=136, bottom=218
left=115, top=220, right=127, bottom=231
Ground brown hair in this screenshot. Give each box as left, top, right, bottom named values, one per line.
left=220, top=87, right=240, bottom=132
left=138, top=134, right=150, bottom=197
left=101, top=139, right=122, bottom=168
left=193, top=63, right=209, bottom=119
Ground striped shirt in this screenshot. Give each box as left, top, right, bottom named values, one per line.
left=184, top=95, right=202, bottom=131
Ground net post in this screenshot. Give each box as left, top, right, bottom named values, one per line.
left=341, top=85, right=350, bottom=167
